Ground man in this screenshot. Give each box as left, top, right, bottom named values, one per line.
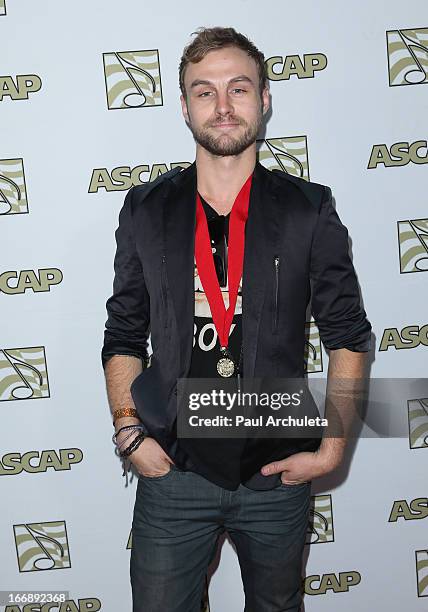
left=102, top=26, right=371, bottom=612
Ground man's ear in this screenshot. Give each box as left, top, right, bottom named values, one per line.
left=261, top=86, right=270, bottom=116
left=180, top=94, right=190, bottom=122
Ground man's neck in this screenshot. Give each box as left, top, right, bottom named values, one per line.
left=196, top=145, right=256, bottom=216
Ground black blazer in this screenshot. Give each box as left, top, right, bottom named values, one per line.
left=101, top=161, right=371, bottom=474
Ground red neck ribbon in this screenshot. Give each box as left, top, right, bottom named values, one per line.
left=195, top=173, right=253, bottom=350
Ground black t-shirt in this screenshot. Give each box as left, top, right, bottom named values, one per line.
left=178, top=195, right=247, bottom=486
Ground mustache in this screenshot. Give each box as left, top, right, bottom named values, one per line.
left=206, top=116, right=246, bottom=127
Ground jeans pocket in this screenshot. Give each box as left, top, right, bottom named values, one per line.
left=279, top=480, right=310, bottom=489
left=140, top=464, right=177, bottom=480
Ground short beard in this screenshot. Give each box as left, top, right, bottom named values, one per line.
left=187, top=108, right=263, bottom=157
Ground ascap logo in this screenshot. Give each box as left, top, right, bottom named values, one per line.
left=307, top=494, right=334, bottom=544
left=0, top=158, right=28, bottom=214
left=0, top=448, right=83, bottom=475
left=386, top=28, right=428, bottom=86
left=257, top=136, right=309, bottom=180
left=389, top=498, right=428, bottom=521
left=0, top=0, right=6, bottom=16
left=367, top=140, right=428, bottom=169
left=379, top=325, right=428, bottom=351
left=397, top=219, right=428, bottom=274
left=398, top=218, right=428, bottom=273
left=0, top=268, right=63, bottom=294
left=305, top=319, right=323, bottom=373
left=88, top=162, right=190, bottom=193
left=0, top=74, right=42, bottom=102
left=14, top=520, right=71, bottom=572
left=304, top=571, right=361, bottom=595
left=266, top=53, right=327, bottom=81
left=103, top=49, right=163, bottom=109
left=4, top=599, right=101, bottom=612
left=416, top=549, right=428, bottom=597
left=0, top=346, right=50, bottom=401
left=408, top=398, right=428, bottom=449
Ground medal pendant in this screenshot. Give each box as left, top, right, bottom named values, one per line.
left=217, top=347, right=235, bottom=377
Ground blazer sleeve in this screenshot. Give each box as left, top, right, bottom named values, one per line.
left=310, top=186, right=372, bottom=352
left=101, top=187, right=150, bottom=369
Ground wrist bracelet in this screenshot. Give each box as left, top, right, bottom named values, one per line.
left=117, top=429, right=141, bottom=451
left=113, top=407, right=138, bottom=424
left=120, top=432, right=146, bottom=458
left=117, top=426, right=148, bottom=451
left=121, top=433, right=145, bottom=458
left=112, top=424, right=146, bottom=444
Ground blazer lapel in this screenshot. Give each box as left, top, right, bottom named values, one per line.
left=242, top=162, right=282, bottom=378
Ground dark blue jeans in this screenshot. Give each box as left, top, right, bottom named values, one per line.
left=130, top=464, right=311, bottom=611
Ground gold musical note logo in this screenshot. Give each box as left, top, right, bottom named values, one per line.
left=408, top=398, right=428, bottom=449
left=398, top=218, right=428, bottom=273
left=387, top=28, right=428, bottom=86
left=14, top=521, right=71, bottom=572
left=306, top=494, right=335, bottom=544
left=304, top=319, right=323, bottom=373
left=416, top=550, right=428, bottom=597
left=0, top=346, right=49, bottom=401
left=257, top=136, right=310, bottom=180
left=103, top=49, right=163, bottom=110
left=0, top=158, right=28, bottom=215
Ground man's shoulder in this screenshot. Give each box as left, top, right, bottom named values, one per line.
left=131, top=165, right=185, bottom=203
left=266, top=166, right=331, bottom=210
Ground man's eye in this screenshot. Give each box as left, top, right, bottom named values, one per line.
left=198, top=91, right=212, bottom=97
left=231, top=88, right=246, bottom=94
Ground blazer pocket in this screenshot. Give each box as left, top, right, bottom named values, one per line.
left=272, top=255, right=280, bottom=335
left=130, top=359, right=170, bottom=438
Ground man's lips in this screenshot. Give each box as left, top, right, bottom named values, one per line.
left=211, top=122, right=241, bottom=128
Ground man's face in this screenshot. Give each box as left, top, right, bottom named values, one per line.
left=180, top=46, right=270, bottom=157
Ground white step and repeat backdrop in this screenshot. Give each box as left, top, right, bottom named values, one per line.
left=1, top=1, right=427, bottom=611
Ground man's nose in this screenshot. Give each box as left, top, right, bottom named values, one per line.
left=215, top=90, right=234, bottom=116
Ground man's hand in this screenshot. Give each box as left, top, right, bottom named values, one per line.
left=261, top=348, right=367, bottom=485
left=105, top=356, right=176, bottom=478
left=260, top=446, right=344, bottom=485
left=113, top=415, right=175, bottom=478
left=127, top=437, right=175, bottom=477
